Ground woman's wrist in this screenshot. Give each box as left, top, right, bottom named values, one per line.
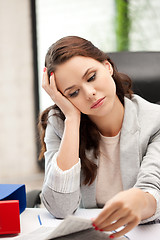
left=65, top=114, right=81, bottom=125
left=141, top=191, right=157, bottom=220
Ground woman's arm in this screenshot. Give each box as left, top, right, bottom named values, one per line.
left=134, top=129, right=160, bottom=223
left=41, top=112, right=81, bottom=218
left=42, top=70, right=81, bottom=170
left=57, top=116, right=80, bottom=170
left=41, top=70, right=82, bottom=218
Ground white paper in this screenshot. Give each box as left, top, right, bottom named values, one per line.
left=39, top=208, right=102, bottom=227
left=48, top=215, right=92, bottom=238
left=15, top=215, right=126, bottom=240
left=126, top=223, right=160, bottom=240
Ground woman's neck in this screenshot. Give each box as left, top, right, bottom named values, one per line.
left=89, top=96, right=124, bottom=137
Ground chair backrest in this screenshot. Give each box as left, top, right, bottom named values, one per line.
left=108, top=52, right=160, bottom=104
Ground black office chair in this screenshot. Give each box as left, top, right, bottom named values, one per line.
left=108, top=51, right=160, bottom=104
left=26, top=189, right=41, bottom=208
left=26, top=51, right=160, bottom=208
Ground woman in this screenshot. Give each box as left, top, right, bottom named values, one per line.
left=39, top=36, right=160, bottom=238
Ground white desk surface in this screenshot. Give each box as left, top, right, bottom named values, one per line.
left=0, top=208, right=160, bottom=240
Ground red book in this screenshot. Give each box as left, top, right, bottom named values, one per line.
left=0, top=200, right=20, bottom=235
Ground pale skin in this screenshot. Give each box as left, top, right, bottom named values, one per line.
left=42, top=56, right=156, bottom=238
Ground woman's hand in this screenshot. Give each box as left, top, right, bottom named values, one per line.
left=42, top=69, right=81, bottom=120
left=92, top=188, right=156, bottom=238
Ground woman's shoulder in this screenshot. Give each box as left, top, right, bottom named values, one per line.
left=126, top=94, right=160, bottom=128
left=130, top=94, right=160, bottom=113
left=124, top=94, right=160, bottom=135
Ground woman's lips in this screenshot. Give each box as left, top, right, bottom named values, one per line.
left=91, top=97, right=106, bottom=109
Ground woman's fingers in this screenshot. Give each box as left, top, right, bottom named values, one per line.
left=101, top=214, right=133, bottom=232
left=42, top=70, right=62, bottom=101
left=41, top=68, right=80, bottom=118
left=92, top=189, right=143, bottom=238
left=96, top=207, right=130, bottom=230
left=93, top=211, right=139, bottom=238
left=109, top=219, right=139, bottom=239
left=49, top=72, right=57, bottom=90
left=48, top=73, right=62, bottom=101
left=93, top=201, right=121, bottom=227
left=42, top=68, right=51, bottom=91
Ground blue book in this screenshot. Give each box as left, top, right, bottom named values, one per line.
left=0, top=184, right=26, bottom=214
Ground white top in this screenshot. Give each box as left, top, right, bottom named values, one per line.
left=96, top=132, right=123, bottom=207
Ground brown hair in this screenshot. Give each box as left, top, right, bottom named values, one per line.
left=38, top=36, right=133, bottom=185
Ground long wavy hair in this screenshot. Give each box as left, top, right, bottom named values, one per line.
left=38, top=36, right=133, bottom=185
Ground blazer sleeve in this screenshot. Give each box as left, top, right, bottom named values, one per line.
left=41, top=112, right=81, bottom=218
left=134, top=129, right=160, bottom=223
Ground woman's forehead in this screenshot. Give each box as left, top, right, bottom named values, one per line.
left=54, top=57, right=99, bottom=89
left=55, top=56, right=102, bottom=73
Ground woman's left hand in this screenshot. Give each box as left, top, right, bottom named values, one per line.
left=92, top=188, right=148, bottom=238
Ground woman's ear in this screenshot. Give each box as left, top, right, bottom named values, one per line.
left=103, top=60, right=113, bottom=76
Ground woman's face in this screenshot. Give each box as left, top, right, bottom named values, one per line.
left=55, top=56, right=117, bottom=117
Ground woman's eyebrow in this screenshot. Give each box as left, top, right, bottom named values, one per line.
left=64, top=85, right=75, bottom=94
left=82, top=67, right=93, bottom=79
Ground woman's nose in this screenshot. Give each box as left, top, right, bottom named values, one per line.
left=83, top=84, right=96, bottom=99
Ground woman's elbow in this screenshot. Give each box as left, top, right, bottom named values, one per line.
left=41, top=185, right=81, bottom=219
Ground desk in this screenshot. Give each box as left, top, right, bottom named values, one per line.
left=0, top=208, right=160, bottom=240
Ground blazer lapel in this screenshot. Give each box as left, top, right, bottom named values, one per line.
left=120, top=97, right=141, bottom=190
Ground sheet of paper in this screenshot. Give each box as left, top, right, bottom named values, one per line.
left=13, top=215, right=126, bottom=240
left=126, top=223, right=160, bottom=240
left=15, top=226, right=126, bottom=240
left=47, top=215, right=92, bottom=238
left=74, top=208, right=102, bottom=219
left=39, top=208, right=102, bottom=227
left=7, top=226, right=55, bottom=240
left=12, top=222, right=160, bottom=240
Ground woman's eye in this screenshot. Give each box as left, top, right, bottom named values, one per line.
left=87, top=73, right=96, bottom=82
left=87, top=72, right=96, bottom=82
left=69, top=90, right=79, bottom=98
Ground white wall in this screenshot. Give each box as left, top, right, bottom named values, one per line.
left=129, top=0, right=160, bottom=51
left=36, top=0, right=116, bottom=111
left=0, top=0, right=41, bottom=190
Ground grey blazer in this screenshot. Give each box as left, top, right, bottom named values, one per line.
left=41, top=95, right=160, bottom=222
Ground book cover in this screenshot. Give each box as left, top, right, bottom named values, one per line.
left=0, top=184, right=26, bottom=214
